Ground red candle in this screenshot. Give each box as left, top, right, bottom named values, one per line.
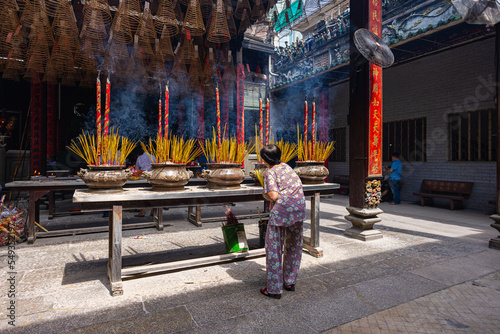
left=158, top=98, right=162, bottom=138
left=304, top=99, right=308, bottom=144
left=312, top=98, right=316, bottom=157
left=259, top=98, right=263, bottom=150
left=265, top=98, right=270, bottom=145
left=164, top=84, right=169, bottom=138
left=104, top=77, right=110, bottom=153
left=216, top=86, right=221, bottom=150
left=96, top=76, right=101, bottom=164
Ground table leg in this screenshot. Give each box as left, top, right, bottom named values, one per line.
left=303, top=192, right=323, bottom=257
left=153, top=208, right=163, bottom=230
left=107, top=205, right=123, bottom=296
left=187, top=205, right=202, bottom=227
left=48, top=191, right=55, bottom=219
left=28, top=190, right=49, bottom=244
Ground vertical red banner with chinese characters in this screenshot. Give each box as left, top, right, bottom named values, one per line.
left=46, top=84, right=56, bottom=161
left=30, top=80, right=43, bottom=175
left=368, top=0, right=382, bottom=177
left=236, top=64, right=245, bottom=146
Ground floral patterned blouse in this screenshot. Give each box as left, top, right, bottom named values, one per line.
left=264, top=163, right=306, bottom=227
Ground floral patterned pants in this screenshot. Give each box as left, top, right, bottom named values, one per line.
left=265, top=221, right=303, bottom=294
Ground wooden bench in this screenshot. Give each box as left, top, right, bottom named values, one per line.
left=413, top=179, right=473, bottom=210
left=332, top=175, right=349, bottom=194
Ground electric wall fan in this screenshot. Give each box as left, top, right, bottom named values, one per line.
left=353, top=28, right=395, bottom=68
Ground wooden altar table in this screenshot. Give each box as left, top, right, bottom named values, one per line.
left=73, top=183, right=338, bottom=296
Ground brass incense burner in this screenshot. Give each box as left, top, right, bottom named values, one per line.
left=143, top=163, right=193, bottom=191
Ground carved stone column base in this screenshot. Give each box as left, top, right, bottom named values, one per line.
left=488, top=214, right=500, bottom=250
left=344, top=206, right=383, bottom=241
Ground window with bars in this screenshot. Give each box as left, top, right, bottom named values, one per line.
left=383, top=118, right=426, bottom=162
left=244, top=82, right=266, bottom=111
left=329, top=127, right=346, bottom=162
left=448, top=109, right=497, bottom=162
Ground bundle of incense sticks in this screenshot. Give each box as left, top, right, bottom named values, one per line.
left=200, top=128, right=255, bottom=164
left=140, top=134, right=202, bottom=164
left=67, top=128, right=136, bottom=166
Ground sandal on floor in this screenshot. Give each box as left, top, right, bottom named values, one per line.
left=260, top=287, right=281, bottom=299
left=284, top=284, right=295, bottom=292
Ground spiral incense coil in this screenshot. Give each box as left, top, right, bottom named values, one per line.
left=20, top=0, right=44, bottom=29
left=238, top=9, right=250, bottom=35
left=188, top=48, right=203, bottom=88
left=136, top=2, right=156, bottom=58
left=28, top=11, right=54, bottom=48
left=0, top=8, right=22, bottom=62
left=122, top=0, right=142, bottom=34
left=149, top=45, right=168, bottom=83
left=155, top=0, right=179, bottom=37
left=174, top=0, right=185, bottom=26
left=43, top=56, right=58, bottom=84
left=83, top=0, right=112, bottom=26
left=26, top=29, right=51, bottom=74
left=250, top=0, right=265, bottom=21
left=170, top=56, right=188, bottom=84
left=159, top=27, right=175, bottom=61
left=52, top=3, right=80, bottom=52
left=179, top=37, right=197, bottom=64
left=81, top=7, right=108, bottom=41
left=234, top=0, right=251, bottom=20
left=2, top=38, right=26, bottom=74
left=50, top=33, right=76, bottom=78
left=226, top=5, right=237, bottom=39
left=202, top=53, right=215, bottom=97
left=45, top=0, right=66, bottom=17
left=182, top=0, right=206, bottom=37
left=200, top=0, right=213, bottom=19
left=207, top=0, right=230, bottom=43
left=110, top=0, right=134, bottom=44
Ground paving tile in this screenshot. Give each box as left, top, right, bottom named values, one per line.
left=281, top=287, right=374, bottom=332
left=352, top=272, right=447, bottom=311
left=410, top=255, right=498, bottom=286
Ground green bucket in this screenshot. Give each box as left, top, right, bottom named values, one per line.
left=222, top=223, right=249, bottom=253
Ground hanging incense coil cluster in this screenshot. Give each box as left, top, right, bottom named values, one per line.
left=0, top=0, right=280, bottom=86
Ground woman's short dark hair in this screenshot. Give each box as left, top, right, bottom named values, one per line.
left=260, top=144, right=281, bottom=166
left=392, top=152, right=400, bottom=158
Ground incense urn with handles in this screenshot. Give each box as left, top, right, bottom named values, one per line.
left=202, top=163, right=245, bottom=189
left=143, top=163, right=193, bottom=191
left=294, top=161, right=329, bottom=184
left=78, top=165, right=130, bottom=192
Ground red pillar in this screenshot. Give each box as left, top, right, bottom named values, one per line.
left=30, top=80, right=43, bottom=175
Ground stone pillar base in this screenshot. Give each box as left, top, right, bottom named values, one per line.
left=489, top=214, right=500, bottom=250
left=344, top=227, right=383, bottom=241
left=344, top=206, right=383, bottom=241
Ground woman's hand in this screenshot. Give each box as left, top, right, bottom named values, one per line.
left=263, top=191, right=279, bottom=202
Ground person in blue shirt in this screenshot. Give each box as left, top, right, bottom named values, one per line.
left=384, top=152, right=402, bottom=205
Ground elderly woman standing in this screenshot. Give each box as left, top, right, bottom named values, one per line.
left=260, top=144, right=306, bottom=299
